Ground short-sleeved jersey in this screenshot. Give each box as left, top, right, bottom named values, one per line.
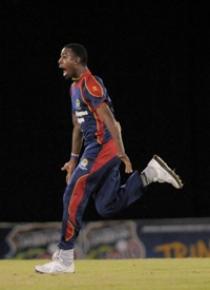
left=70, top=69, right=114, bottom=146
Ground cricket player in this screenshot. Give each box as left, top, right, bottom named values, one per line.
left=35, top=43, right=183, bottom=274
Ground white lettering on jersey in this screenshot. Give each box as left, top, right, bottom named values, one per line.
left=77, top=117, right=85, bottom=124
left=75, top=110, right=88, bottom=124
left=75, top=111, right=88, bottom=117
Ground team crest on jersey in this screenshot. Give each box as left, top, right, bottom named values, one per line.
left=76, top=98, right=81, bottom=109
left=92, top=85, right=98, bottom=92
left=79, top=158, right=88, bottom=170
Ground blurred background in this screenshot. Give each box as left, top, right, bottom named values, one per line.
left=0, top=1, right=207, bottom=224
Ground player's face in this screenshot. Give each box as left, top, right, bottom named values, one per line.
left=58, top=48, right=78, bottom=79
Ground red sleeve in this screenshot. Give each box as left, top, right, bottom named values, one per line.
left=83, top=75, right=106, bottom=109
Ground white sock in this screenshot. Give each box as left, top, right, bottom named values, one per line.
left=141, top=166, right=157, bottom=185
left=57, top=249, right=74, bottom=266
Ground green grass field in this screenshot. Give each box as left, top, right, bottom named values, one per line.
left=1, top=258, right=210, bottom=290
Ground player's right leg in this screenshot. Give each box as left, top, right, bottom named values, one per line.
left=35, top=143, right=103, bottom=274
left=35, top=164, right=93, bottom=274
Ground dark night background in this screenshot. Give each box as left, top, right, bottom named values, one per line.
left=0, top=1, right=208, bottom=222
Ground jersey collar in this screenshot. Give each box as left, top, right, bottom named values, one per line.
left=72, top=68, right=91, bottom=82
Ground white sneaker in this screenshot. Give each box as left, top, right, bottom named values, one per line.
left=35, top=260, right=75, bottom=274
left=35, top=249, right=75, bottom=274
left=147, top=155, right=183, bottom=189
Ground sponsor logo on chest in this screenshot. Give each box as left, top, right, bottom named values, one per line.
left=75, top=110, right=88, bottom=124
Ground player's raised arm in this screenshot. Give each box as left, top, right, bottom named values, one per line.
left=96, top=102, right=133, bottom=174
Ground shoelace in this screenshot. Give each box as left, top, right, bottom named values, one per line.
left=52, top=250, right=64, bottom=263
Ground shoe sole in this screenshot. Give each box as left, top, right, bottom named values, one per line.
left=35, top=268, right=75, bottom=274
left=35, top=266, right=75, bottom=274
left=35, top=269, right=44, bottom=274
left=153, top=155, right=183, bottom=189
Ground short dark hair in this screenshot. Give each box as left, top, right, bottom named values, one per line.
left=64, top=43, right=88, bottom=65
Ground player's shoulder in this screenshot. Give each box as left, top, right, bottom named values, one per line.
left=84, top=73, right=104, bottom=97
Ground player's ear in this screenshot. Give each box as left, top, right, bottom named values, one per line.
left=75, top=56, right=81, bottom=64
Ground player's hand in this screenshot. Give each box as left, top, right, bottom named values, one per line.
left=61, top=159, right=77, bottom=184
left=119, top=154, right=133, bottom=174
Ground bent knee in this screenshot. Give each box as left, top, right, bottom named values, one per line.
left=95, top=204, right=112, bottom=218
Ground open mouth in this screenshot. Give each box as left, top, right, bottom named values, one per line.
left=63, top=70, right=68, bottom=77
left=59, top=65, right=68, bottom=77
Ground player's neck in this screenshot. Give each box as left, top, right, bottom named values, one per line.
left=72, top=66, right=89, bottom=81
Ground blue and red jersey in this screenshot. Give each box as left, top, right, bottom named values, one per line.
left=70, top=68, right=114, bottom=146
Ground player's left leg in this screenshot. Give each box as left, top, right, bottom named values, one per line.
left=93, top=158, right=145, bottom=217
left=94, top=155, right=183, bottom=218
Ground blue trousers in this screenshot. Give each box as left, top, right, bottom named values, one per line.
left=59, top=139, right=144, bottom=250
